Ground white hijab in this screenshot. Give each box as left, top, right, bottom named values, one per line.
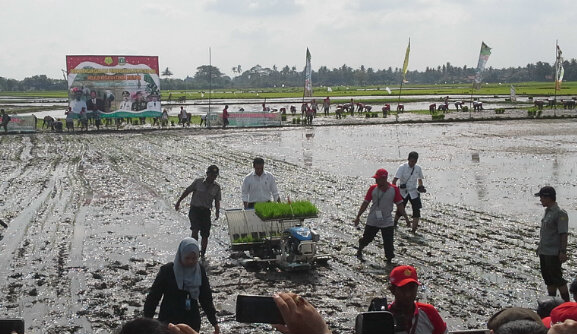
left=173, top=237, right=202, bottom=300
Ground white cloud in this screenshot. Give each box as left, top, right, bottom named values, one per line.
left=0, top=0, right=576, bottom=80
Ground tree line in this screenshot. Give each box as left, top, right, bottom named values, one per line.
left=2, top=59, right=576, bottom=92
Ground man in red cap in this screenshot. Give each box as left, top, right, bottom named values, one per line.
left=535, top=186, right=570, bottom=301
left=353, top=168, right=409, bottom=263
left=388, top=265, right=447, bottom=334
left=551, top=302, right=577, bottom=325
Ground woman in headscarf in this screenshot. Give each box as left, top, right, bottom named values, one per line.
left=144, top=238, right=220, bottom=333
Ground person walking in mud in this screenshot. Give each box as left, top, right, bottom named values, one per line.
left=1, top=109, right=11, bottom=133
left=65, top=107, right=75, bottom=132
left=323, top=97, right=330, bottom=116
left=143, top=237, right=220, bottom=334
left=242, top=157, right=280, bottom=209
left=175, top=165, right=221, bottom=259
left=222, top=105, right=229, bottom=129
left=387, top=265, right=448, bottom=334
left=353, top=168, right=409, bottom=264
left=535, top=186, right=570, bottom=301
left=392, top=151, right=426, bottom=233
left=79, top=107, right=88, bottom=131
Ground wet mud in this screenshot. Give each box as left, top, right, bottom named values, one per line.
left=0, top=119, right=576, bottom=333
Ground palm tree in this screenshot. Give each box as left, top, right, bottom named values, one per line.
left=161, top=67, right=173, bottom=77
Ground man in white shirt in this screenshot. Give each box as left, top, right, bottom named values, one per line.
left=241, top=157, right=280, bottom=209
left=119, top=91, right=132, bottom=111
left=392, top=151, right=426, bottom=233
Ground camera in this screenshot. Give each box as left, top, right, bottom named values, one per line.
left=355, top=311, right=394, bottom=334
left=399, top=184, right=407, bottom=189
left=235, top=295, right=285, bottom=324
left=0, top=319, right=25, bottom=334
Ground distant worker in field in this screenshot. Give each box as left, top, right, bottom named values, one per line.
left=175, top=165, right=221, bottom=259
left=161, top=109, right=169, bottom=127
left=535, top=186, right=570, bottom=301
left=222, top=105, right=229, bottom=129
left=353, top=168, right=409, bottom=264
left=1, top=109, right=11, bottom=133
left=65, top=107, right=75, bottom=132
left=179, top=106, right=189, bottom=127
left=301, top=103, right=307, bottom=117
left=305, top=104, right=314, bottom=125
left=323, top=97, right=330, bottom=116
left=242, top=157, right=280, bottom=209
left=79, top=107, right=88, bottom=131
left=311, top=99, right=318, bottom=116
left=392, top=151, right=426, bottom=233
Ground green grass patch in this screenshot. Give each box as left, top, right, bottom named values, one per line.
left=254, top=201, right=318, bottom=220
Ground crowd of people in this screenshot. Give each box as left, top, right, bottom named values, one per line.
left=130, top=151, right=574, bottom=334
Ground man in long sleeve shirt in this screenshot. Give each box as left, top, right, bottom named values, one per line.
left=241, top=157, right=280, bottom=209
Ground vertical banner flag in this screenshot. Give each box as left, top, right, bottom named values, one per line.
left=474, top=42, right=491, bottom=89
left=555, top=43, right=564, bottom=90
left=304, top=48, right=313, bottom=97
left=510, top=85, right=517, bottom=102
left=402, top=39, right=411, bottom=82
left=66, top=55, right=161, bottom=119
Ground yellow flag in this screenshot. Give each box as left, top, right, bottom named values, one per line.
left=402, top=39, right=410, bottom=81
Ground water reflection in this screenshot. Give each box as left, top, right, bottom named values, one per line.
left=302, top=127, right=315, bottom=168
left=227, top=121, right=577, bottom=228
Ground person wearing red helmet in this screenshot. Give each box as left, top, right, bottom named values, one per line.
left=353, top=168, right=409, bottom=264
left=388, top=265, right=447, bottom=334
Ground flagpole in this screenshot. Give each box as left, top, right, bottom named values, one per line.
left=554, top=40, right=558, bottom=115
left=208, top=47, right=212, bottom=128
left=206, top=47, right=212, bottom=128
left=469, top=82, right=474, bottom=119
left=397, top=81, right=403, bottom=122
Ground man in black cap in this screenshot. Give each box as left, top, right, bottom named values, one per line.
left=175, top=165, right=221, bottom=259
left=535, top=186, right=570, bottom=301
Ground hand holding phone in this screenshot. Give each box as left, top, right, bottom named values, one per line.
left=355, top=312, right=394, bottom=334
left=235, top=295, right=285, bottom=324
left=272, top=293, right=331, bottom=334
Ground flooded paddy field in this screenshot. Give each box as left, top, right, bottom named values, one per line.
left=4, top=94, right=538, bottom=120
left=0, top=119, right=576, bottom=333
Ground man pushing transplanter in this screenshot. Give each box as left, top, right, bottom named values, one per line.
left=175, top=165, right=221, bottom=259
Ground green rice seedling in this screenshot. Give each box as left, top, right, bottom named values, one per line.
left=254, top=201, right=318, bottom=220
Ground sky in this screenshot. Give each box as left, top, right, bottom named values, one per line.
left=1, top=0, right=576, bottom=81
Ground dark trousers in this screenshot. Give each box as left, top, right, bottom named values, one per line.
left=359, top=225, right=395, bottom=260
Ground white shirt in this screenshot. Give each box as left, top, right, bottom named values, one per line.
left=394, top=163, right=424, bottom=199
left=70, top=99, right=87, bottom=113
left=241, top=170, right=280, bottom=203
left=147, top=101, right=161, bottom=111
left=119, top=100, right=132, bottom=110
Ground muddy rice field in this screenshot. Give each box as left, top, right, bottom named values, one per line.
left=1, top=118, right=576, bottom=334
